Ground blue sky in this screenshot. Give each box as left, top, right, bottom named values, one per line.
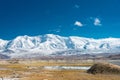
left=0, top=0, right=120, bottom=40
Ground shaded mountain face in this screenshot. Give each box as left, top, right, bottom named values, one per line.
left=0, top=34, right=120, bottom=58
left=0, top=54, right=10, bottom=59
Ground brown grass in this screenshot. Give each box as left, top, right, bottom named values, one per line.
left=21, top=70, right=120, bottom=80
left=0, top=60, right=120, bottom=80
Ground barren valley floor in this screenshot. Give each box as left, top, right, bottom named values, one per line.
left=0, top=60, right=120, bottom=80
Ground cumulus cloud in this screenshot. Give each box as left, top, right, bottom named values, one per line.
left=74, top=21, right=83, bottom=27
left=94, top=18, right=102, bottom=26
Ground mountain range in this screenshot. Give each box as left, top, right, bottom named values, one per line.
left=0, top=34, right=120, bottom=59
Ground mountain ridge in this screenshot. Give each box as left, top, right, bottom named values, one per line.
left=0, top=34, right=120, bottom=58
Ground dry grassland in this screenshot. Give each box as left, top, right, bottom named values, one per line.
left=0, top=60, right=119, bottom=80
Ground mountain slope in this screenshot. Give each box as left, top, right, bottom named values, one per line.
left=0, top=34, right=120, bottom=58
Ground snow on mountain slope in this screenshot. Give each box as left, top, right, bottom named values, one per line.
left=0, top=34, right=120, bottom=58
left=0, top=39, right=8, bottom=50
left=38, top=34, right=68, bottom=50
left=7, top=35, right=41, bottom=49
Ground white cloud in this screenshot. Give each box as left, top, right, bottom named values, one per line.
left=55, top=29, right=61, bottom=33
left=49, top=29, right=61, bottom=33
left=74, top=4, right=80, bottom=8
left=94, top=18, right=102, bottom=26
left=74, top=21, right=83, bottom=27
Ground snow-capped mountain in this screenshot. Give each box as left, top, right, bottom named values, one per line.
left=0, top=39, right=8, bottom=50
left=0, top=34, right=120, bottom=58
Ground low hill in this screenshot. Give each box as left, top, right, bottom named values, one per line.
left=87, top=63, right=120, bottom=74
